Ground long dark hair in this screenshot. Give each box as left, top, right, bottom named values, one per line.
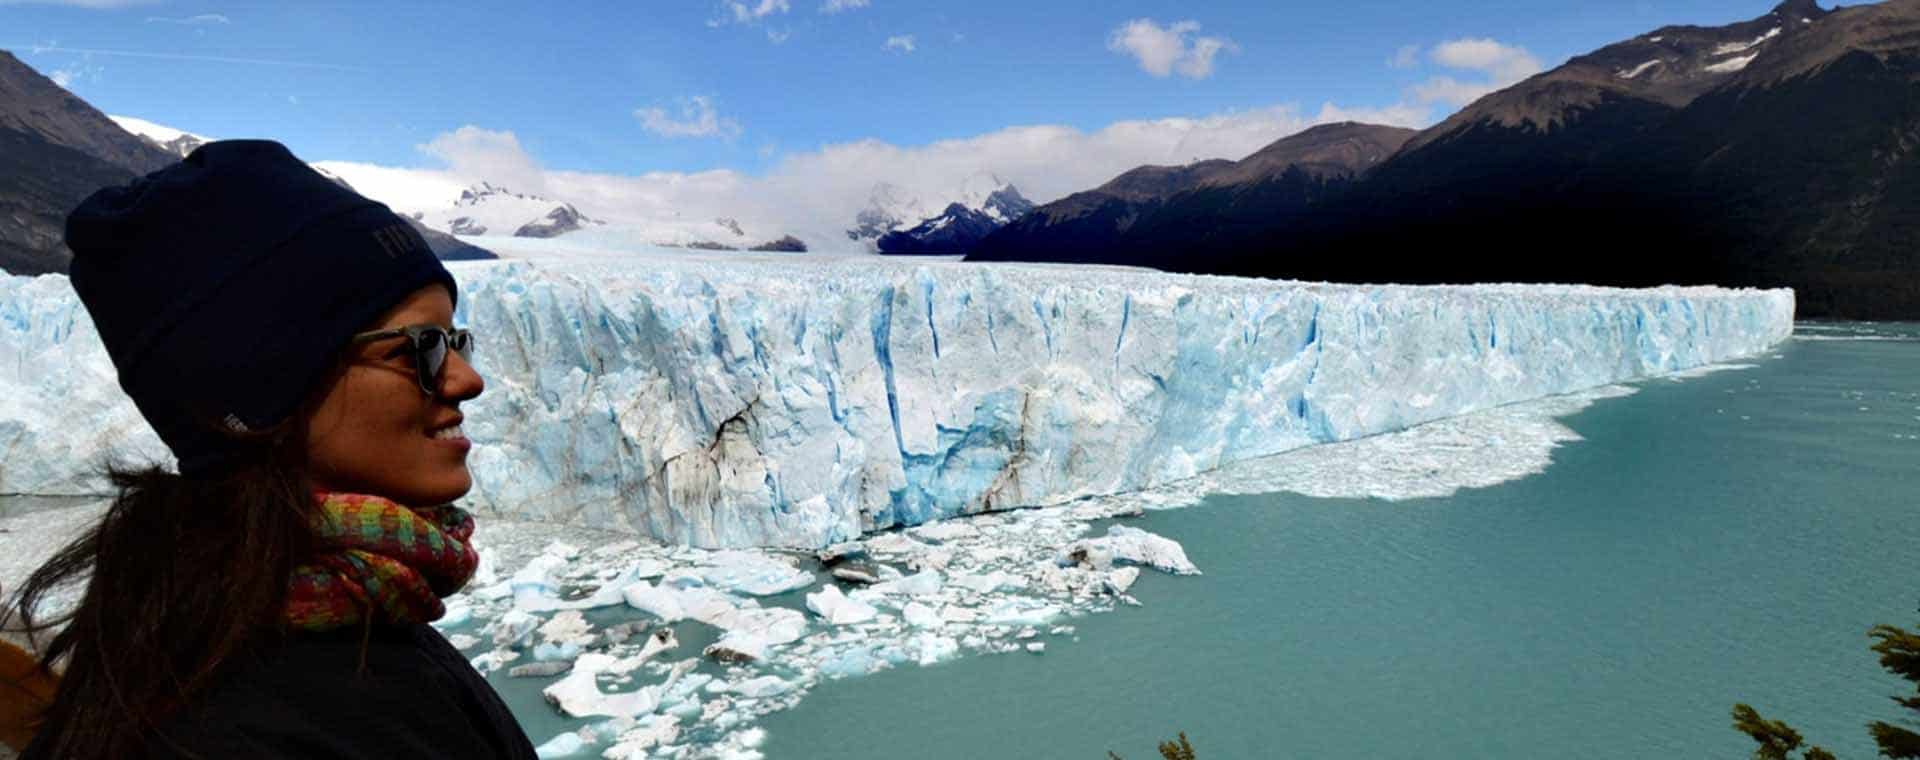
left=9, top=413, right=322, bottom=758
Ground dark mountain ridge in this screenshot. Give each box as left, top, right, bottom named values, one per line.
left=972, top=0, right=1920, bottom=319
left=971, top=122, right=1415, bottom=264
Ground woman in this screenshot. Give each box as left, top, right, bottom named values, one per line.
left=8, top=140, right=536, bottom=758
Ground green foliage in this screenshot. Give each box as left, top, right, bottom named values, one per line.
left=1734, top=614, right=1920, bottom=759
left=1108, top=731, right=1197, bottom=760
left=1869, top=624, right=1920, bottom=758
left=1732, top=704, right=1833, bottom=760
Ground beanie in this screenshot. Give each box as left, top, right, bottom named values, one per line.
left=64, top=139, right=458, bottom=475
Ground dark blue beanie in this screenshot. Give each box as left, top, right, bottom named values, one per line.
left=65, top=139, right=457, bottom=475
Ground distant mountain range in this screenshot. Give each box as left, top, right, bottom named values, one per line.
left=848, top=174, right=1037, bottom=253
left=877, top=184, right=1035, bottom=255
left=973, top=0, right=1920, bottom=319
left=0, top=52, right=495, bottom=271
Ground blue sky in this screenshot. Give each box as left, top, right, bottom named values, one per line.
left=6, top=0, right=1784, bottom=178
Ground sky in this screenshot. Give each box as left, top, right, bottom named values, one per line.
left=0, top=0, right=1792, bottom=243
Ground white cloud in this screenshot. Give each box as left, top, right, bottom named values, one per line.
left=884, top=34, right=915, bottom=53
left=1409, top=75, right=1500, bottom=108
left=362, top=102, right=1429, bottom=251
left=1429, top=38, right=1543, bottom=82
left=1388, top=44, right=1421, bottom=69
left=723, top=0, right=788, bottom=23
left=1393, top=37, right=1544, bottom=109
left=1108, top=18, right=1237, bottom=80
left=50, top=69, right=76, bottom=87
left=820, top=0, right=867, bottom=13
left=145, top=13, right=229, bottom=24
left=416, top=126, right=548, bottom=195
left=636, top=96, right=743, bottom=140
left=767, top=28, right=791, bottom=43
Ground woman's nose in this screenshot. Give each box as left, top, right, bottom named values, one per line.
left=438, top=348, right=484, bottom=402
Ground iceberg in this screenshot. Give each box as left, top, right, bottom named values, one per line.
left=0, top=257, right=1794, bottom=548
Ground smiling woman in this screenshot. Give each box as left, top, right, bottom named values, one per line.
left=2, top=141, right=533, bottom=759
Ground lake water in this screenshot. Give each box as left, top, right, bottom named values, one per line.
left=749, top=322, right=1920, bottom=759
left=3, top=323, right=1911, bottom=759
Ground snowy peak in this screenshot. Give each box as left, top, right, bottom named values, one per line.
left=981, top=185, right=1035, bottom=224
left=875, top=179, right=1037, bottom=255
left=847, top=176, right=1035, bottom=248
left=416, top=182, right=603, bottom=239
left=108, top=115, right=211, bottom=159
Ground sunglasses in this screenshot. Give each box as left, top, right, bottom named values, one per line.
left=348, top=324, right=475, bottom=398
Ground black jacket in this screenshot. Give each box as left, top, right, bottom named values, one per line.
left=28, top=623, right=537, bottom=759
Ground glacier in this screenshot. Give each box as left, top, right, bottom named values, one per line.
left=0, top=256, right=1794, bottom=548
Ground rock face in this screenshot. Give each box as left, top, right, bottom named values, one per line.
left=973, top=1, right=1920, bottom=319
left=850, top=176, right=1036, bottom=252
left=749, top=235, right=808, bottom=253
left=970, top=123, right=1414, bottom=265
left=0, top=51, right=176, bottom=275
left=877, top=185, right=1035, bottom=255
left=515, top=204, right=591, bottom=238
left=1, top=257, right=1795, bottom=548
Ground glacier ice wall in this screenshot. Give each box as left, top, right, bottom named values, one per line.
left=1, top=258, right=1794, bottom=547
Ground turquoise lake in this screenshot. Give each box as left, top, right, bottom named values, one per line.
left=744, top=323, right=1920, bottom=759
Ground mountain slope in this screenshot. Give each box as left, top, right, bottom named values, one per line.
left=0, top=51, right=178, bottom=274
left=971, top=0, right=1920, bottom=319
left=971, top=121, right=1415, bottom=264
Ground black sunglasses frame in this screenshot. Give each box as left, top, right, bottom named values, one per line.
left=347, top=325, right=474, bottom=398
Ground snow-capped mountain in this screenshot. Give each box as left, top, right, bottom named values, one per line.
left=877, top=185, right=1035, bottom=255
left=108, top=114, right=211, bottom=158
left=849, top=174, right=1035, bottom=253
left=411, top=182, right=605, bottom=239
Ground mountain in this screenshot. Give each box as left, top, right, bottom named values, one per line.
left=109, top=114, right=211, bottom=158
left=877, top=185, right=1034, bottom=255
left=971, top=0, right=1920, bottom=319
left=970, top=122, right=1415, bottom=263
left=0, top=50, right=176, bottom=275
left=412, top=181, right=604, bottom=240
left=848, top=174, right=1036, bottom=251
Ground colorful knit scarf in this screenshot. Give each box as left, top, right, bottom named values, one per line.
left=283, top=491, right=480, bottom=633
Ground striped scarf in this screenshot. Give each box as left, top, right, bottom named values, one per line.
left=283, top=491, right=480, bottom=632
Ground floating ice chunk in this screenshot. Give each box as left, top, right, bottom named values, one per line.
left=696, top=551, right=815, bottom=596
left=806, top=585, right=878, bottom=625
left=540, top=610, right=595, bottom=647
left=867, top=569, right=943, bottom=597
left=948, top=570, right=1023, bottom=593
left=492, top=609, right=540, bottom=648
left=605, top=714, right=683, bottom=758
left=1106, top=567, right=1141, bottom=594
left=1025, top=642, right=1046, bottom=654
left=710, top=606, right=809, bottom=647
left=435, top=601, right=472, bottom=629
left=534, top=731, right=585, bottom=758
left=983, top=598, right=1062, bottom=626
left=864, top=533, right=930, bottom=556
left=902, top=602, right=941, bottom=629
left=913, top=633, right=959, bottom=665
left=912, top=521, right=979, bottom=542
left=939, top=605, right=980, bottom=624
left=510, top=661, right=573, bottom=678
left=1063, top=526, right=1199, bottom=576
left=533, top=642, right=582, bottom=662
left=621, top=580, right=738, bottom=623
left=729, top=675, right=793, bottom=699
left=544, top=656, right=695, bottom=720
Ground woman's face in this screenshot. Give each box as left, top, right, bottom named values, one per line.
left=304, top=283, right=484, bottom=506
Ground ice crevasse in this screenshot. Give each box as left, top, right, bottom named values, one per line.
left=0, top=257, right=1794, bottom=547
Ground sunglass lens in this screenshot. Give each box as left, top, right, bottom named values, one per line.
left=418, top=330, right=447, bottom=392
